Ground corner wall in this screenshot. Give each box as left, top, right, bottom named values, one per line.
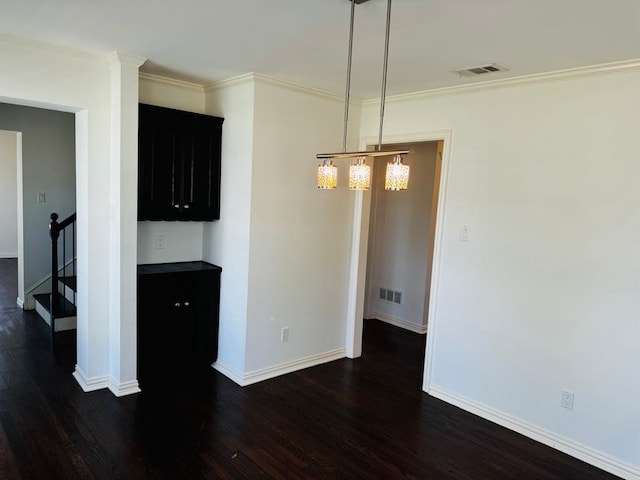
left=203, top=75, right=362, bottom=384
left=243, top=78, right=358, bottom=377
left=360, top=65, right=640, bottom=477
left=203, top=77, right=256, bottom=378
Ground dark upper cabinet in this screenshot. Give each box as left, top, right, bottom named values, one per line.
left=138, top=104, right=223, bottom=221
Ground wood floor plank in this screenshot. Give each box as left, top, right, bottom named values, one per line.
left=0, top=420, right=22, bottom=480
left=0, top=258, right=620, bottom=479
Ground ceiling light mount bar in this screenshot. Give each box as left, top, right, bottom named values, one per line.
left=317, top=149, right=408, bottom=160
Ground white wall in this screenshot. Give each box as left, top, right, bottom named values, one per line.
left=137, top=74, right=206, bottom=265
left=244, top=78, right=357, bottom=374
left=203, top=77, right=255, bottom=377
left=359, top=67, right=640, bottom=476
left=204, top=75, right=361, bottom=382
left=365, top=142, right=437, bottom=332
left=0, top=130, right=18, bottom=257
left=0, top=103, right=75, bottom=292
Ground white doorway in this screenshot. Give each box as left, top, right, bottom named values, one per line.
left=345, top=130, right=451, bottom=379
left=363, top=140, right=442, bottom=334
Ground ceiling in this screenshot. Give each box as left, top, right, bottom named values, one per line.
left=1, top=0, right=639, bottom=98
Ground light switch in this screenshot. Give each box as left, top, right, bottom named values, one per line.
left=460, top=224, right=470, bottom=241
left=37, top=192, right=46, bottom=203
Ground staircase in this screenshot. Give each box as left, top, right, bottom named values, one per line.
left=34, top=212, right=77, bottom=339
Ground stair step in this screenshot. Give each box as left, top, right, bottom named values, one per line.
left=33, top=293, right=77, bottom=332
left=58, top=275, right=77, bottom=305
left=59, top=276, right=76, bottom=291
left=33, top=293, right=76, bottom=318
left=34, top=293, right=76, bottom=317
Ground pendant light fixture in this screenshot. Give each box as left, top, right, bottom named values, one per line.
left=317, top=160, right=338, bottom=189
left=317, top=0, right=409, bottom=191
left=385, top=155, right=410, bottom=190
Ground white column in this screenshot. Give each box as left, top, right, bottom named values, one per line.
left=73, top=109, right=113, bottom=392
left=107, top=52, right=146, bottom=396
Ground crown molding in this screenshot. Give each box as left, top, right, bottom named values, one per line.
left=253, top=73, right=357, bottom=104
left=0, top=33, right=105, bottom=64
left=139, top=72, right=205, bottom=93
left=108, top=51, right=146, bottom=68
left=204, top=72, right=255, bottom=92
left=206, top=72, right=360, bottom=105
left=363, top=59, right=640, bottom=106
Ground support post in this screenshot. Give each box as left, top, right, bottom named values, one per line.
left=49, top=212, right=60, bottom=340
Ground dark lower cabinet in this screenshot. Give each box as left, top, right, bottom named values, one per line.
left=138, top=103, right=223, bottom=221
left=137, top=261, right=221, bottom=389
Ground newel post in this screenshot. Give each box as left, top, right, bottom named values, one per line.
left=49, top=213, right=60, bottom=317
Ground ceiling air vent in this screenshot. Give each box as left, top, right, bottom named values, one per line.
left=453, top=63, right=508, bottom=78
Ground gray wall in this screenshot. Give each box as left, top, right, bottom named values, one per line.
left=0, top=103, right=75, bottom=289
left=0, top=130, right=18, bottom=257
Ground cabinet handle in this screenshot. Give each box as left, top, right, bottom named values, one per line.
left=184, top=301, right=190, bottom=307
left=174, top=204, right=180, bottom=208
left=174, top=302, right=181, bottom=307
left=184, top=204, right=190, bottom=209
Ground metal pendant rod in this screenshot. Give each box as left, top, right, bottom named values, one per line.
left=342, top=0, right=356, bottom=153
left=377, top=0, right=392, bottom=151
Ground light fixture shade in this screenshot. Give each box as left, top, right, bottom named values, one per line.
left=317, top=161, right=338, bottom=189
left=349, top=157, right=371, bottom=190
left=385, top=155, right=409, bottom=191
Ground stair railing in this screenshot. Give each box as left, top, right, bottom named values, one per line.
left=49, top=212, right=76, bottom=327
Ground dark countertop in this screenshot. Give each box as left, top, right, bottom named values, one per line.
left=137, top=261, right=222, bottom=276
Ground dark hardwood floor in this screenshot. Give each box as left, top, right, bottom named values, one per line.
left=0, top=258, right=616, bottom=479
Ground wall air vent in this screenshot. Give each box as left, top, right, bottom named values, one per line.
left=393, top=291, right=402, bottom=305
left=453, top=63, right=509, bottom=78
left=379, top=287, right=403, bottom=305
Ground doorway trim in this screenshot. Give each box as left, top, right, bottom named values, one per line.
left=345, top=129, right=453, bottom=393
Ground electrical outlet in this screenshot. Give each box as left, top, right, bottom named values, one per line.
left=560, top=390, right=574, bottom=410
left=155, top=234, right=166, bottom=250
left=281, top=327, right=289, bottom=343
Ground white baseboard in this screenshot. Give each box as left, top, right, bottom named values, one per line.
left=214, top=348, right=346, bottom=387
left=108, top=378, right=141, bottom=397
left=369, top=312, right=427, bottom=334
left=0, top=253, right=18, bottom=258
left=212, top=361, right=245, bottom=386
left=428, top=384, right=640, bottom=480
left=72, top=365, right=109, bottom=392
left=16, top=297, right=24, bottom=310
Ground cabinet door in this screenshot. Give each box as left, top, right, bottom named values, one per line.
left=138, top=105, right=181, bottom=220
left=193, top=270, right=220, bottom=363
left=138, top=273, right=198, bottom=386
left=179, top=117, right=222, bottom=221
left=139, top=104, right=223, bottom=221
